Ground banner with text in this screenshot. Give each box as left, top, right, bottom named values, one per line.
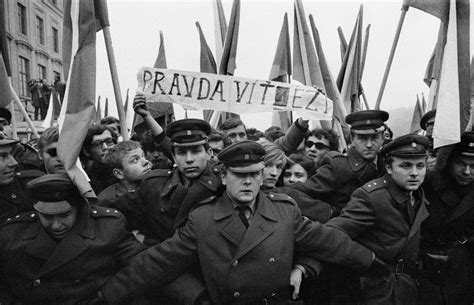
left=137, top=67, right=333, bottom=120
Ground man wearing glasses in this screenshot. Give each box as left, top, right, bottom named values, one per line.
left=303, top=128, right=340, bottom=167
left=81, top=125, right=118, bottom=194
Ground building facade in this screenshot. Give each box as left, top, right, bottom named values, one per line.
left=4, top=0, right=63, bottom=123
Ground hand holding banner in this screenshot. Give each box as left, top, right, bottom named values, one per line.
left=137, top=67, right=333, bottom=121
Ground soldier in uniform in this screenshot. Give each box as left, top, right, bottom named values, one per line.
left=94, top=140, right=383, bottom=305
left=0, top=137, right=42, bottom=219
left=418, top=131, right=474, bottom=305
left=289, top=110, right=389, bottom=215
left=326, top=134, right=431, bottom=305
left=0, top=174, right=146, bottom=305
left=113, top=118, right=224, bottom=304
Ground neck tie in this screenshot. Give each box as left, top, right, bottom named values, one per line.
left=236, top=206, right=250, bottom=228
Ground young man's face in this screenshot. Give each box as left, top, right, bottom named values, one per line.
left=118, top=148, right=152, bottom=182
left=88, top=130, right=115, bottom=164
left=449, top=155, right=474, bottom=186
left=105, top=122, right=121, bottom=138
left=38, top=206, right=78, bottom=240
left=173, top=144, right=211, bottom=179
left=352, top=132, right=383, bottom=161
left=222, top=169, right=262, bottom=205
left=283, top=164, right=308, bottom=186
left=224, top=125, right=247, bottom=145
left=304, top=136, right=330, bottom=163
left=41, top=142, right=65, bottom=174
left=386, top=156, right=427, bottom=192
left=145, top=148, right=173, bottom=169
left=0, top=145, right=18, bottom=185
left=262, top=159, right=285, bottom=189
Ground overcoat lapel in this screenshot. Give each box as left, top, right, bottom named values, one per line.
left=23, top=223, right=57, bottom=261
left=407, top=201, right=429, bottom=240
left=446, top=188, right=474, bottom=223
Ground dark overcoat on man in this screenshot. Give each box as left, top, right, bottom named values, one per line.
left=326, top=175, right=429, bottom=305
left=418, top=169, right=474, bottom=304
left=100, top=191, right=374, bottom=305
left=290, top=146, right=385, bottom=213
left=0, top=206, right=146, bottom=305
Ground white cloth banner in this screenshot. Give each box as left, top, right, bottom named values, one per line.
left=137, top=67, right=333, bottom=120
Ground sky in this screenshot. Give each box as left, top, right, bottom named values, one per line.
left=95, top=0, right=473, bottom=133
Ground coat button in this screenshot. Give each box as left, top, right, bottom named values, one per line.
left=11, top=194, right=16, bottom=199
left=232, top=260, right=238, bottom=267
left=160, top=208, right=165, bottom=213
left=33, top=279, right=41, bottom=287
left=271, top=292, right=277, bottom=297
left=233, top=292, right=240, bottom=298
left=269, top=257, right=275, bottom=263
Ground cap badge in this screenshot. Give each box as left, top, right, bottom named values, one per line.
left=244, top=154, right=250, bottom=160
left=366, top=120, right=371, bottom=125
left=411, top=142, right=417, bottom=148
left=469, top=142, right=474, bottom=147
left=186, top=130, right=192, bottom=136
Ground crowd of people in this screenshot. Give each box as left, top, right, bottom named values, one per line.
left=0, top=92, right=472, bottom=305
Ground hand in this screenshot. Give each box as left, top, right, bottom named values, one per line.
left=133, top=93, right=150, bottom=117
left=367, top=256, right=390, bottom=276
left=289, top=267, right=303, bottom=300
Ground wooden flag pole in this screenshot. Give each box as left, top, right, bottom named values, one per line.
left=102, top=26, right=129, bottom=140
left=374, top=6, right=408, bottom=110
left=9, top=82, right=39, bottom=139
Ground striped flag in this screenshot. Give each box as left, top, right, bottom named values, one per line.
left=410, top=95, right=424, bottom=133
left=219, top=0, right=240, bottom=76
left=0, top=0, right=12, bottom=108
left=153, top=31, right=167, bottom=69
left=104, top=97, right=109, bottom=117
left=95, top=97, right=102, bottom=124
left=58, top=0, right=106, bottom=197
left=270, top=13, right=292, bottom=131
left=213, top=0, right=227, bottom=68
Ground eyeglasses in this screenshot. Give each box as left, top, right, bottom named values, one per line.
left=305, top=141, right=329, bottom=150
left=46, top=148, right=57, bottom=157
left=90, top=137, right=116, bottom=149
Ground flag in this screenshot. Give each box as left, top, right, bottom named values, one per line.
left=59, top=0, right=103, bottom=197
left=432, top=0, right=470, bottom=148
left=153, top=31, right=167, bottom=69
left=309, top=14, right=348, bottom=150
left=360, top=24, right=370, bottom=79
left=336, top=5, right=364, bottom=113
left=123, top=88, right=129, bottom=118
left=403, top=0, right=449, bottom=22
left=104, top=97, right=109, bottom=117
left=95, top=97, right=102, bottom=123
left=337, top=27, right=348, bottom=63
left=410, top=95, right=424, bottom=133
left=42, top=88, right=62, bottom=128
left=270, top=13, right=292, bottom=131
left=219, top=0, right=240, bottom=76
left=213, top=0, right=227, bottom=67
left=424, top=23, right=447, bottom=110
left=422, top=92, right=427, bottom=113
left=196, top=21, right=217, bottom=122
left=0, top=0, right=12, bottom=108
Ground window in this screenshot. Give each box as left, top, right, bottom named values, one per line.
left=18, top=56, right=30, bottom=97
left=53, top=71, right=61, bottom=81
left=17, top=3, right=27, bottom=35
left=36, top=16, right=44, bottom=44
left=38, top=64, right=46, bottom=80
left=52, top=27, right=59, bottom=53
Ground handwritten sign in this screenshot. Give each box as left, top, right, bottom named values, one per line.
left=137, top=67, right=333, bottom=120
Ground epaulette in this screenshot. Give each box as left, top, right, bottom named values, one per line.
left=192, top=195, right=218, bottom=210
left=267, top=192, right=297, bottom=206
left=0, top=211, right=37, bottom=227
left=89, top=206, right=121, bottom=218
left=142, top=169, right=173, bottom=181
left=362, top=178, right=388, bottom=193
left=15, top=170, right=44, bottom=179
left=211, top=163, right=222, bottom=174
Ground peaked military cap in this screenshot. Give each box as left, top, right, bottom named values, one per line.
left=420, top=109, right=436, bottom=130
left=345, top=110, right=389, bottom=134
left=380, top=134, right=429, bottom=157
left=454, top=132, right=474, bottom=157
left=27, top=174, right=82, bottom=215
left=0, top=107, right=12, bottom=124
left=218, top=140, right=265, bottom=173
left=165, top=119, right=211, bottom=147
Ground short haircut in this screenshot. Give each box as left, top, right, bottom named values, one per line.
left=209, top=129, right=224, bottom=142
left=38, top=126, right=59, bottom=152
left=100, top=116, right=120, bottom=125
left=83, top=125, right=117, bottom=149
left=384, top=124, right=393, bottom=139
left=219, top=118, right=246, bottom=132
left=258, top=139, right=286, bottom=167
left=285, top=154, right=316, bottom=177
left=246, top=128, right=264, bottom=141
left=306, top=128, right=340, bottom=151
left=264, top=126, right=285, bottom=142
left=105, top=140, right=142, bottom=170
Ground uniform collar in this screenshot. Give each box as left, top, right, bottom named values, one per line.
left=214, top=191, right=276, bottom=222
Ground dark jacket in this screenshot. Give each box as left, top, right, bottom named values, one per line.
left=101, top=191, right=374, bottom=305
left=327, top=175, right=429, bottom=305
left=0, top=206, right=145, bottom=305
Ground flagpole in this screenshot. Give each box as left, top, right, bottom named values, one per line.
left=102, top=26, right=129, bottom=140
left=9, top=80, right=39, bottom=139
left=374, top=6, right=408, bottom=110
